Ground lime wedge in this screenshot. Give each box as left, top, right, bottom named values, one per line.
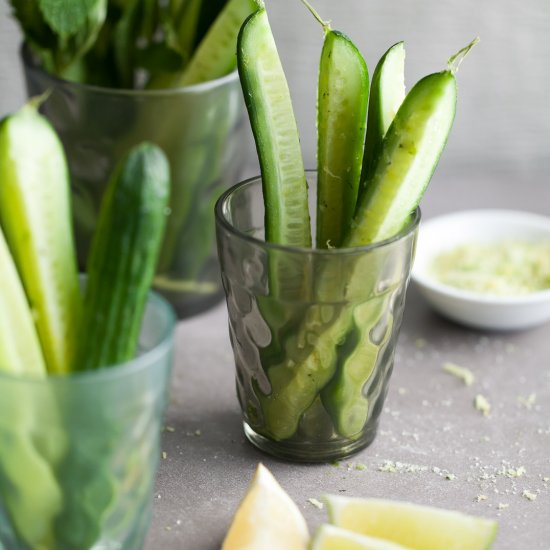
left=325, top=495, right=498, bottom=550
left=311, top=525, right=412, bottom=550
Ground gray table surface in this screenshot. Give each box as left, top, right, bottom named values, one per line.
left=146, top=166, right=550, bottom=550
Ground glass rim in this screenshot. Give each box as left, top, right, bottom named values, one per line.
left=0, top=290, right=176, bottom=386
left=21, top=42, right=240, bottom=97
left=214, top=171, right=421, bottom=256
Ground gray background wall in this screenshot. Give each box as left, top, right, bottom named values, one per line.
left=1, top=0, right=549, bottom=181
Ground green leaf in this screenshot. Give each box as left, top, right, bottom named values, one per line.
left=37, top=0, right=104, bottom=37
left=9, top=0, right=55, bottom=49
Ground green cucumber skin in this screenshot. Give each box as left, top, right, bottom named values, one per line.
left=347, top=70, right=456, bottom=247
left=75, top=143, right=170, bottom=371
left=238, top=8, right=311, bottom=247
left=360, top=41, right=405, bottom=192
left=316, top=30, right=369, bottom=249
left=0, top=104, right=82, bottom=375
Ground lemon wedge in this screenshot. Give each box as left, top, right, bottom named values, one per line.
left=222, top=464, right=309, bottom=550
left=311, top=524, right=412, bottom=550
left=324, top=496, right=497, bottom=550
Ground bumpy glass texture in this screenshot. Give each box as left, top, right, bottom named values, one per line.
left=22, top=47, right=247, bottom=318
left=0, top=293, right=175, bottom=549
left=216, top=174, right=419, bottom=462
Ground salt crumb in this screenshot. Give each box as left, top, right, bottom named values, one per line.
left=195, top=429, right=202, bottom=437
left=517, top=393, right=537, bottom=410
left=476, top=495, right=488, bottom=502
left=543, top=477, right=550, bottom=483
left=308, top=498, right=324, bottom=510
left=474, top=394, right=491, bottom=416
left=522, top=490, right=537, bottom=501
left=505, top=466, right=526, bottom=478
left=164, top=425, right=175, bottom=433
left=379, top=460, right=428, bottom=474
left=162, top=451, right=167, bottom=460
left=442, top=362, right=475, bottom=386
left=497, top=503, right=509, bottom=510
left=446, top=473, right=456, bottom=481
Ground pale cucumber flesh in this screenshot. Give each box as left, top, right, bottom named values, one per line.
left=0, top=227, right=46, bottom=377
left=238, top=8, right=311, bottom=247
left=347, top=71, right=456, bottom=247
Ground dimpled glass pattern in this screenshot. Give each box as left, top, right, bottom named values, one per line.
left=215, top=174, right=419, bottom=462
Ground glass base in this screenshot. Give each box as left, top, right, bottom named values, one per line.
left=243, top=421, right=378, bottom=463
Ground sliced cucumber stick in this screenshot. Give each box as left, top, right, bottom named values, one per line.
left=0, top=228, right=46, bottom=377
left=360, top=41, right=406, bottom=189
left=0, top=104, right=82, bottom=375
left=347, top=70, right=457, bottom=247
left=181, top=0, right=258, bottom=86
left=238, top=7, right=311, bottom=247
left=317, top=30, right=369, bottom=249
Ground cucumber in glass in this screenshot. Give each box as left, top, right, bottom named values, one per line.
left=74, top=142, right=171, bottom=371
left=0, top=227, right=64, bottom=550
left=0, top=102, right=82, bottom=375
left=234, top=0, right=473, bottom=442
left=148, top=0, right=258, bottom=89
left=267, top=70, right=457, bottom=441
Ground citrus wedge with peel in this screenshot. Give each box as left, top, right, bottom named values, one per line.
left=222, top=464, right=309, bottom=550
left=311, top=524, right=412, bottom=550
left=324, top=495, right=498, bottom=550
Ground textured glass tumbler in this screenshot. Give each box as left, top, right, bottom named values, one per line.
left=22, top=46, right=248, bottom=318
left=215, top=174, right=419, bottom=462
left=0, top=292, right=175, bottom=550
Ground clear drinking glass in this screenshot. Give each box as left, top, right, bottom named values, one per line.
left=215, top=173, right=419, bottom=462
left=0, top=292, right=175, bottom=550
left=22, top=46, right=248, bottom=318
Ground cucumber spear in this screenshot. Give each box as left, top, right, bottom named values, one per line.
left=0, top=228, right=63, bottom=550
left=0, top=101, right=82, bottom=375
left=238, top=3, right=311, bottom=248
left=360, top=41, right=406, bottom=191
left=301, top=0, right=370, bottom=249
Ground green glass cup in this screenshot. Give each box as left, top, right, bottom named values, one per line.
left=0, top=292, right=175, bottom=549
left=215, top=173, right=419, bottom=462
left=22, top=45, right=248, bottom=318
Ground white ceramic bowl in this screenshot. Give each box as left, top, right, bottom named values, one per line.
left=412, top=209, right=550, bottom=331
